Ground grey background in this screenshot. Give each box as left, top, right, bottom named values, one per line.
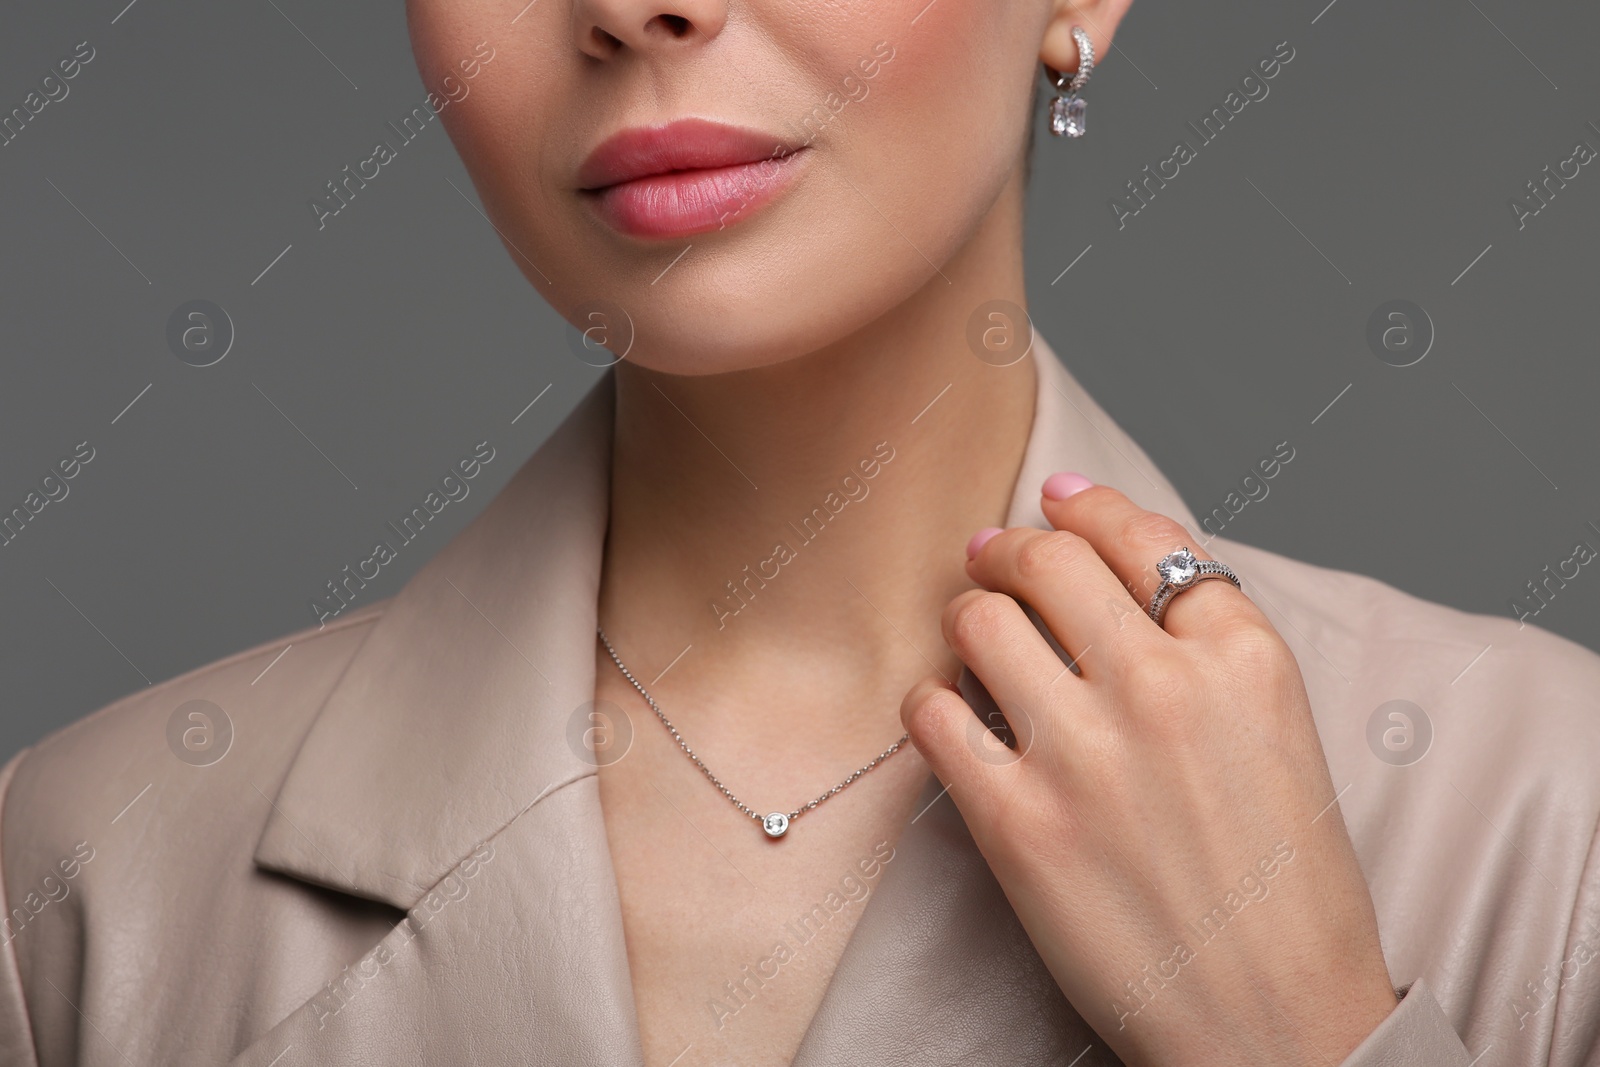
left=1, top=0, right=1596, bottom=762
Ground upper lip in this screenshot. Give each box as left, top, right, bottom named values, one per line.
left=578, top=118, right=801, bottom=191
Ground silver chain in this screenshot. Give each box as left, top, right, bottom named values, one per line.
left=597, top=627, right=911, bottom=832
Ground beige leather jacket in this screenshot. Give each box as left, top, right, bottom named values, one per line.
left=4, top=344, right=1598, bottom=1066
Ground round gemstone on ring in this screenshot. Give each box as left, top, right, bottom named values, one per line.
left=762, top=812, right=790, bottom=838
left=1158, top=548, right=1199, bottom=585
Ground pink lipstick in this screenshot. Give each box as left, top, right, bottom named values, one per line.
left=578, top=118, right=807, bottom=239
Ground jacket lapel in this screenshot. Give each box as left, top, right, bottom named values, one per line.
left=235, top=777, right=644, bottom=1066
left=247, top=378, right=646, bottom=1066
left=244, top=337, right=1200, bottom=1066
left=254, top=377, right=616, bottom=909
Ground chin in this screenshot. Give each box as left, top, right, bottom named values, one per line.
left=535, top=194, right=956, bottom=378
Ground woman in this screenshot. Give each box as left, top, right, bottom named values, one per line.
left=2, top=0, right=1596, bottom=1064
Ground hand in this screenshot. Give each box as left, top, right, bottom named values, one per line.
left=900, top=474, right=1398, bottom=1067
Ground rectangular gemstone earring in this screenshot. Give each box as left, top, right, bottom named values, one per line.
left=1045, top=26, right=1095, bottom=138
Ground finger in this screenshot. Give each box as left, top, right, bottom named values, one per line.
left=940, top=586, right=1080, bottom=711
left=966, top=526, right=1162, bottom=671
left=1039, top=475, right=1264, bottom=639
left=899, top=675, right=1005, bottom=832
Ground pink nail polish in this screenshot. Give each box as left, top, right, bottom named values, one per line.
left=1042, top=472, right=1093, bottom=501
left=966, top=527, right=1003, bottom=560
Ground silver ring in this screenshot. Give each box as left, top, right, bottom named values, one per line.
left=1148, top=547, right=1242, bottom=628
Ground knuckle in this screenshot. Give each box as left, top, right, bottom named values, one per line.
left=1122, top=510, right=1188, bottom=549
left=1221, top=618, right=1286, bottom=665
left=1013, top=531, right=1084, bottom=582
left=902, top=682, right=959, bottom=735
left=1215, top=618, right=1297, bottom=687
left=945, top=590, right=1017, bottom=651
left=900, top=678, right=945, bottom=717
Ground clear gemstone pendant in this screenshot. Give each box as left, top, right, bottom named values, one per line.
left=762, top=812, right=790, bottom=838
left=1050, top=94, right=1087, bottom=138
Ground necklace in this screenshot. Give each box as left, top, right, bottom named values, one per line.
left=597, top=628, right=911, bottom=838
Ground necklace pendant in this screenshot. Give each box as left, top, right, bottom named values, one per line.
left=598, top=629, right=910, bottom=840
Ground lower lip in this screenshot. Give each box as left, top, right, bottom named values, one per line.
left=586, top=150, right=808, bottom=239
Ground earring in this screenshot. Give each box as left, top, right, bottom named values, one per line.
left=1044, top=26, right=1095, bottom=138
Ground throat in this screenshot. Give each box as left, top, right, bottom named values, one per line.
left=597, top=350, right=1037, bottom=709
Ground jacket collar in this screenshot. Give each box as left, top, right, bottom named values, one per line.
left=251, top=336, right=1200, bottom=1062
left=254, top=376, right=617, bottom=908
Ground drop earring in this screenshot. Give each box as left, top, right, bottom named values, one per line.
left=1045, top=26, right=1095, bottom=138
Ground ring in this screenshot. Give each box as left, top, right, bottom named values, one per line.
left=1148, top=547, right=1242, bottom=628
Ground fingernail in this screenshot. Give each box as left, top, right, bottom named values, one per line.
left=966, top=527, right=1003, bottom=560
left=1042, top=472, right=1093, bottom=501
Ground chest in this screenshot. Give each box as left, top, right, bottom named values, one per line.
left=594, top=689, right=927, bottom=1067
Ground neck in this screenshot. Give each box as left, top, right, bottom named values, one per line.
left=597, top=175, right=1037, bottom=735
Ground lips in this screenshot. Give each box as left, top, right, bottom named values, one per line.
left=578, top=118, right=808, bottom=239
